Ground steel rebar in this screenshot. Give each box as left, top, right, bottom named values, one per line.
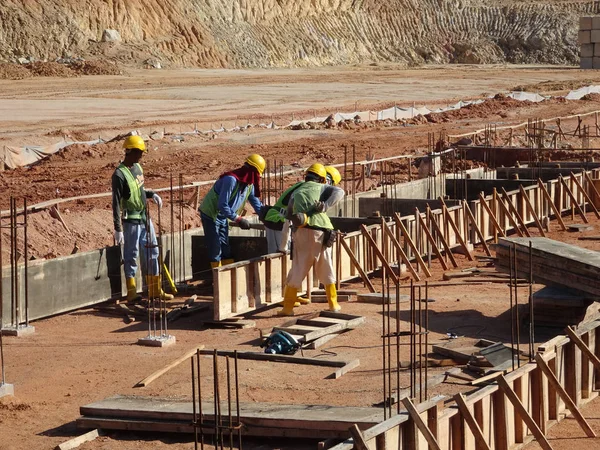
left=191, top=356, right=198, bottom=450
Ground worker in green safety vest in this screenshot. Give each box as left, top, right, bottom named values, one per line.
left=278, top=163, right=345, bottom=316
left=111, top=135, right=173, bottom=302
left=263, top=180, right=304, bottom=254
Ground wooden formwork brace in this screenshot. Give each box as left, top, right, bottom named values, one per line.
left=534, top=354, right=596, bottom=438
left=518, top=185, right=547, bottom=236
left=565, top=326, right=600, bottom=372
left=402, top=397, right=443, bottom=450
left=494, top=194, right=524, bottom=237
left=559, top=176, right=589, bottom=224
left=438, top=200, right=474, bottom=261
left=478, top=192, right=506, bottom=239
left=425, top=206, right=459, bottom=268
left=393, top=213, right=431, bottom=277
left=381, top=220, right=421, bottom=281
left=454, top=393, right=492, bottom=450
left=415, top=208, right=450, bottom=269
left=348, top=424, right=369, bottom=450
left=360, top=225, right=399, bottom=285
left=461, top=201, right=492, bottom=256
left=496, top=376, right=554, bottom=450
left=339, top=237, right=376, bottom=293
left=500, top=187, right=532, bottom=237
left=570, top=172, right=600, bottom=219
left=537, top=179, right=567, bottom=231
left=584, top=171, right=600, bottom=208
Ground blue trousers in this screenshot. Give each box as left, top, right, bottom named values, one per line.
left=123, top=220, right=160, bottom=278
left=201, top=212, right=230, bottom=263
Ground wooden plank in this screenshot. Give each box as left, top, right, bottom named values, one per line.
left=571, top=172, right=600, bottom=218
left=492, top=389, right=509, bottom=450
left=497, top=376, right=554, bottom=450
left=416, top=209, right=449, bottom=269
left=478, top=193, right=506, bottom=239
left=560, top=176, right=588, bottom=224
left=134, top=345, right=205, bottom=388
left=500, top=188, right=531, bottom=237
left=439, top=201, right=474, bottom=261
left=56, top=430, right=103, bottom=450
left=329, top=359, right=361, bottom=380
left=349, top=424, right=370, bottom=450
left=462, top=201, right=492, bottom=256
left=426, top=206, right=459, bottom=268
left=566, top=326, right=600, bottom=372
left=393, top=214, right=432, bottom=277
left=518, top=185, right=547, bottom=236
left=494, top=194, right=524, bottom=237
left=537, top=179, right=567, bottom=231
left=534, top=354, right=596, bottom=437
left=382, top=219, right=421, bottom=281
left=454, top=393, right=491, bottom=450
left=360, top=224, right=399, bottom=285
left=401, top=398, right=442, bottom=450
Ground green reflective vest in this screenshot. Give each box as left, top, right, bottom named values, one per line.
left=292, top=181, right=333, bottom=230
left=264, top=182, right=303, bottom=224
left=200, top=183, right=250, bottom=221
left=118, top=163, right=145, bottom=220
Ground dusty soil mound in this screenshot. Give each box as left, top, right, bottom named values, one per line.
left=581, top=93, right=600, bottom=101
left=0, top=62, right=32, bottom=80
left=426, top=96, right=531, bottom=123
left=69, top=60, right=126, bottom=76
left=25, top=61, right=78, bottom=77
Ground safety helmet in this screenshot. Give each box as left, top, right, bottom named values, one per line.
left=325, top=166, right=342, bottom=186
left=123, top=135, right=146, bottom=152
left=245, top=154, right=266, bottom=175
left=306, top=163, right=327, bottom=180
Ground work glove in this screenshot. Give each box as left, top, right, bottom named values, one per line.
left=312, top=201, right=326, bottom=214
left=152, top=193, right=163, bottom=208
left=114, top=230, right=124, bottom=245
left=237, top=218, right=251, bottom=230
left=290, top=213, right=307, bottom=228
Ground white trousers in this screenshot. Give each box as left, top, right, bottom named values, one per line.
left=286, top=227, right=335, bottom=289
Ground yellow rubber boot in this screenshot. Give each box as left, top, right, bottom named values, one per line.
left=325, top=283, right=341, bottom=312
left=210, top=261, right=221, bottom=269
left=126, top=277, right=141, bottom=302
left=147, top=275, right=174, bottom=300
left=296, top=295, right=311, bottom=305
left=277, top=286, right=297, bottom=316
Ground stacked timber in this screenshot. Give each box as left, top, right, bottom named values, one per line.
left=495, top=237, right=600, bottom=327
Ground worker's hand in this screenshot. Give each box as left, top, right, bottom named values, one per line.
left=114, top=230, right=124, bottom=245
left=258, top=205, right=269, bottom=222
left=291, top=213, right=307, bottom=228
left=238, top=218, right=251, bottom=230
left=312, top=201, right=326, bottom=214
left=152, top=193, right=163, bottom=208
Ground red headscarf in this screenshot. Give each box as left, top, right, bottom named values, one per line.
left=220, top=164, right=261, bottom=198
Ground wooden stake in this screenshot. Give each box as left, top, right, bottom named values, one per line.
left=570, top=173, right=600, bottom=219
left=134, top=345, right=206, bottom=388
left=461, top=201, right=492, bottom=256
left=438, top=201, right=474, bottom=261
left=416, top=209, right=449, bottom=269
left=426, top=206, right=459, bottom=268
left=382, top=220, right=421, bottom=281
left=494, top=195, right=524, bottom=237
left=339, top=238, right=376, bottom=293
left=478, top=193, right=506, bottom=239
left=402, top=397, right=443, bottom=450
left=584, top=171, right=600, bottom=209
left=393, top=213, right=432, bottom=276
left=536, top=179, right=566, bottom=231
left=360, top=224, right=399, bottom=285
left=534, top=354, right=596, bottom=437
left=559, top=176, right=589, bottom=223
left=349, top=424, right=370, bottom=450
left=501, top=188, right=531, bottom=237
left=497, top=375, right=554, bottom=450
left=454, top=393, right=491, bottom=450
left=518, top=185, right=547, bottom=236
left=566, top=326, right=600, bottom=372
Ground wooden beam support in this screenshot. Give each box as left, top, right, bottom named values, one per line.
left=439, top=201, right=474, bottom=261
left=501, top=188, right=531, bottom=237
left=537, top=179, right=567, bottom=231
left=571, top=172, right=600, bottom=219
left=426, top=206, right=459, bottom=268
left=401, top=397, right=443, bottom=450
left=559, top=176, right=589, bottom=224
left=584, top=171, right=600, bottom=211
left=494, top=194, right=524, bottom=237
left=462, top=201, right=492, bottom=256
left=454, top=393, right=491, bottom=450
left=497, top=375, right=554, bottom=450
left=534, top=354, right=596, bottom=438
left=416, top=208, right=450, bottom=269
left=478, top=193, right=506, bottom=239
left=134, top=345, right=206, bottom=388
left=339, top=237, right=376, bottom=293
left=518, top=185, right=547, bottom=236
left=360, top=225, right=399, bottom=285
left=349, top=424, right=369, bottom=450
left=382, top=219, right=421, bottom=281
left=393, top=214, right=432, bottom=277
left=566, top=326, right=600, bottom=372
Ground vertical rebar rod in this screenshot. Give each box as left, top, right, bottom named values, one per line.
left=197, top=349, right=205, bottom=450
left=23, top=198, right=28, bottom=326
left=509, top=245, right=515, bottom=371
left=11, top=197, right=18, bottom=327
left=395, top=280, right=400, bottom=415
left=425, top=281, right=429, bottom=399
left=529, top=241, right=534, bottom=361
left=352, top=144, right=356, bottom=217
left=157, top=205, right=163, bottom=338
left=514, top=243, right=521, bottom=368
left=381, top=273, right=387, bottom=419
left=0, top=326, right=4, bottom=385
left=226, top=356, right=233, bottom=450
left=386, top=274, right=392, bottom=418
left=180, top=173, right=185, bottom=284
left=418, top=286, right=423, bottom=403
left=344, top=145, right=348, bottom=217
left=191, top=356, right=199, bottom=450
left=234, top=351, right=242, bottom=450
left=170, top=173, right=175, bottom=283
left=213, top=350, right=220, bottom=447
left=0, top=205, right=3, bottom=331
left=410, top=280, right=414, bottom=398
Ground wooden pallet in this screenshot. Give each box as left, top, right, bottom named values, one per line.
left=262, top=311, right=365, bottom=349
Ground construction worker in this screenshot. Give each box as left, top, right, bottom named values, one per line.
left=199, top=154, right=265, bottom=268
left=325, top=166, right=342, bottom=187
left=112, top=135, right=173, bottom=302
left=278, top=163, right=344, bottom=316
left=263, top=178, right=305, bottom=254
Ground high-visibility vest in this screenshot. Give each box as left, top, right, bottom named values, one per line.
left=200, top=179, right=251, bottom=220
left=264, top=182, right=303, bottom=224
left=292, top=181, right=333, bottom=230
left=118, top=163, right=145, bottom=220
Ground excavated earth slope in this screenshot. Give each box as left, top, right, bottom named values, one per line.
left=0, top=0, right=593, bottom=68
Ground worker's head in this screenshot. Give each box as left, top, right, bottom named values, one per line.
left=245, top=154, right=266, bottom=176
left=305, top=163, right=327, bottom=183
left=123, top=135, right=147, bottom=163
left=325, top=166, right=341, bottom=186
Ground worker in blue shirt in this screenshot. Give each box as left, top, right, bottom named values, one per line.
left=199, top=154, right=265, bottom=267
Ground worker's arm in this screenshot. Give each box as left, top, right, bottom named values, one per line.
left=319, top=185, right=345, bottom=211
left=217, top=176, right=241, bottom=221
left=286, top=195, right=295, bottom=219
left=248, top=186, right=263, bottom=214
left=111, top=171, right=125, bottom=232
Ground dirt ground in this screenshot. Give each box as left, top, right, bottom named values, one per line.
left=3, top=65, right=600, bottom=449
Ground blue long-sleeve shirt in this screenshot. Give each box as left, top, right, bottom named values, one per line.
left=215, top=175, right=262, bottom=221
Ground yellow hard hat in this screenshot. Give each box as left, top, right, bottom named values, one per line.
left=325, top=166, right=342, bottom=186
left=306, top=163, right=327, bottom=180
left=245, top=154, right=266, bottom=175
left=123, top=135, right=146, bottom=152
